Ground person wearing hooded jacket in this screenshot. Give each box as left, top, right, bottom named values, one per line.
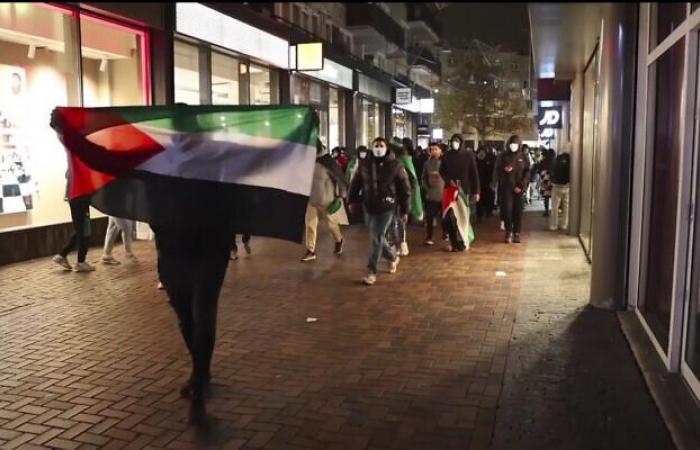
left=439, top=133, right=480, bottom=251
left=348, top=137, right=411, bottom=286
left=492, top=135, right=530, bottom=243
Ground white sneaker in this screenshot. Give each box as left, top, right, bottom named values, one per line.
left=399, top=242, right=409, bottom=256
left=52, top=255, right=72, bottom=271
left=500, top=221, right=506, bottom=231
left=389, top=256, right=400, bottom=274
left=362, top=273, right=377, bottom=285
left=424, top=239, right=434, bottom=246
left=157, top=281, right=164, bottom=290
left=101, top=255, right=121, bottom=265
left=74, top=262, right=96, bottom=272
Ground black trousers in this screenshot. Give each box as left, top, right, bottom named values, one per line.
left=477, top=188, right=494, bottom=220
left=443, top=209, right=466, bottom=251
left=502, top=190, right=524, bottom=235
left=60, top=196, right=91, bottom=263
left=424, top=200, right=444, bottom=240
left=154, top=226, right=233, bottom=394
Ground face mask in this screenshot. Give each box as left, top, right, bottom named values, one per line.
left=451, top=141, right=460, bottom=151
left=358, top=151, right=367, bottom=159
left=509, top=143, right=519, bottom=152
left=373, top=145, right=387, bottom=158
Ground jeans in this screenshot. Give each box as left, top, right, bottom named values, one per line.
left=154, top=226, right=233, bottom=394
left=424, top=200, right=444, bottom=240
left=103, top=216, right=134, bottom=256
left=502, top=189, right=524, bottom=235
left=367, top=210, right=397, bottom=274
left=388, top=209, right=407, bottom=247
left=60, top=196, right=91, bottom=263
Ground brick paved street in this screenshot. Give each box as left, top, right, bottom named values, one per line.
left=0, top=211, right=672, bottom=449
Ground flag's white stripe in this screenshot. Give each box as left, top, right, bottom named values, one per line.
left=86, top=124, right=316, bottom=197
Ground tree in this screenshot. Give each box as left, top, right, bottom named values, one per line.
left=435, top=45, right=534, bottom=142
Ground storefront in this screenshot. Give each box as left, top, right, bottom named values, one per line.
left=173, top=3, right=286, bottom=107
left=392, top=107, right=415, bottom=142
left=356, top=74, right=391, bottom=147
left=0, top=2, right=152, bottom=231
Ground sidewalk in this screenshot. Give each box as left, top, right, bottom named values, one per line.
left=0, top=211, right=672, bottom=449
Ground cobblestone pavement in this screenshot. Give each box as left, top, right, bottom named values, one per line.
left=0, top=210, right=671, bottom=449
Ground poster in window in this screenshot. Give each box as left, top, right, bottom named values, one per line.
left=0, top=65, right=34, bottom=214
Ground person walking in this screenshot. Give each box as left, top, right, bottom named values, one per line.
left=348, top=137, right=411, bottom=286
left=101, top=216, right=136, bottom=265
left=387, top=137, right=422, bottom=256
left=549, top=146, right=571, bottom=231
left=439, top=133, right=480, bottom=252
left=539, top=148, right=555, bottom=216
left=475, top=146, right=496, bottom=222
left=52, top=169, right=95, bottom=272
left=493, top=135, right=530, bottom=244
left=301, top=140, right=348, bottom=262
left=421, top=142, right=445, bottom=245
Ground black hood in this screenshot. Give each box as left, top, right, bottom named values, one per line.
left=449, top=134, right=463, bottom=151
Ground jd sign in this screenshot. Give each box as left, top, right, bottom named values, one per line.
left=538, top=106, right=562, bottom=129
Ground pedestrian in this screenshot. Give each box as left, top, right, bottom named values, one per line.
left=421, top=141, right=446, bottom=245
left=475, top=146, right=496, bottom=222
left=101, top=216, right=136, bottom=265
left=414, top=144, right=428, bottom=184
left=230, top=234, right=251, bottom=260
left=386, top=137, right=422, bottom=257
left=493, top=135, right=530, bottom=243
left=348, top=137, right=411, bottom=286
left=301, top=139, right=347, bottom=262
left=439, top=133, right=480, bottom=252
left=52, top=169, right=96, bottom=272
left=521, top=144, right=533, bottom=205
left=540, top=148, right=555, bottom=216
left=549, top=145, right=571, bottom=231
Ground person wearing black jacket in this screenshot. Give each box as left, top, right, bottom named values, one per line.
left=549, top=147, right=571, bottom=231
left=348, top=137, right=411, bottom=286
left=475, top=146, right=496, bottom=222
left=439, top=133, right=480, bottom=251
left=492, top=135, right=530, bottom=243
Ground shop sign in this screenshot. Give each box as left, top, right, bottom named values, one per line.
left=295, top=42, right=323, bottom=71
left=417, top=124, right=430, bottom=135
left=537, top=105, right=562, bottom=129
left=396, top=88, right=412, bottom=105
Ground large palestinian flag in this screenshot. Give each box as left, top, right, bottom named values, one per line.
left=52, top=105, right=318, bottom=243
left=442, top=184, right=475, bottom=248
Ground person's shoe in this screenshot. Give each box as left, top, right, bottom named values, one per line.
left=188, top=395, right=207, bottom=426
left=52, top=255, right=72, bottom=271
left=500, top=221, right=506, bottom=231
left=389, top=256, right=400, bottom=274
left=180, top=374, right=212, bottom=398
left=301, top=251, right=316, bottom=262
left=362, top=273, right=377, bottom=285
left=513, top=234, right=521, bottom=244
left=399, top=242, right=409, bottom=256
left=424, top=239, right=435, bottom=246
left=334, top=239, right=344, bottom=256
left=101, top=255, right=121, bottom=265
left=230, top=249, right=238, bottom=261
left=157, top=281, right=164, bottom=290
left=73, top=262, right=96, bottom=272
left=243, top=241, right=252, bottom=255
left=504, top=233, right=513, bottom=244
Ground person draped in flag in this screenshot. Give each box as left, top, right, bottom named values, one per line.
left=348, top=137, right=411, bottom=286
left=439, top=133, right=480, bottom=252
left=492, top=134, right=531, bottom=243
left=49, top=104, right=319, bottom=426
left=301, top=139, right=348, bottom=262
left=387, top=137, right=423, bottom=257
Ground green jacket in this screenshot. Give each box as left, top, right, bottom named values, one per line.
left=398, top=155, right=424, bottom=221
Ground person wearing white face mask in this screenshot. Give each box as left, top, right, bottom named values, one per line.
left=492, top=135, right=530, bottom=243
left=348, top=137, right=411, bottom=285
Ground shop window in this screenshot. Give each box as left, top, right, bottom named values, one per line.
left=0, top=3, right=81, bottom=228
left=651, top=3, right=687, bottom=49
left=174, top=40, right=200, bottom=105
left=329, top=87, right=344, bottom=149
left=640, top=38, right=686, bottom=350
left=211, top=52, right=239, bottom=105
left=249, top=64, right=270, bottom=105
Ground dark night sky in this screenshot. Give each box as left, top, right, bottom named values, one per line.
left=436, top=3, right=530, bottom=55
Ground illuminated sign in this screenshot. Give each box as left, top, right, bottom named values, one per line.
left=396, top=88, right=412, bottom=105
left=538, top=105, right=562, bottom=129
left=296, top=42, right=323, bottom=71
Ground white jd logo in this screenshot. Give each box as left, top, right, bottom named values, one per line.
left=539, top=110, right=561, bottom=126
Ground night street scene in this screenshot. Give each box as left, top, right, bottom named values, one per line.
left=0, top=2, right=698, bottom=449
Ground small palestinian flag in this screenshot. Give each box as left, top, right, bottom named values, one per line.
left=52, top=105, right=318, bottom=243
left=442, top=184, right=475, bottom=248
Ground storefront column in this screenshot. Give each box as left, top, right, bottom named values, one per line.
left=344, top=90, right=357, bottom=151
left=589, top=3, right=638, bottom=309
left=151, top=4, right=175, bottom=105
left=279, top=70, right=291, bottom=104
left=384, top=103, right=393, bottom=139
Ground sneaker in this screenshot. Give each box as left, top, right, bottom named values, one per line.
left=243, top=241, right=252, bottom=255
left=74, top=262, right=96, bottom=272
left=513, top=234, right=521, bottom=244
left=301, top=251, right=316, bottom=262
left=334, top=239, right=344, bottom=256
left=389, top=256, right=400, bottom=274
left=101, top=255, right=121, bottom=265
left=424, top=239, right=435, bottom=246
left=52, top=255, right=72, bottom=271
left=157, top=281, right=164, bottom=290
left=362, top=273, right=377, bottom=286
left=399, top=242, right=409, bottom=256
left=505, top=233, right=513, bottom=244
left=500, top=221, right=506, bottom=231
left=230, top=249, right=238, bottom=260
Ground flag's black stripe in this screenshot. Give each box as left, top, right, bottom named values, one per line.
left=91, top=170, right=308, bottom=243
